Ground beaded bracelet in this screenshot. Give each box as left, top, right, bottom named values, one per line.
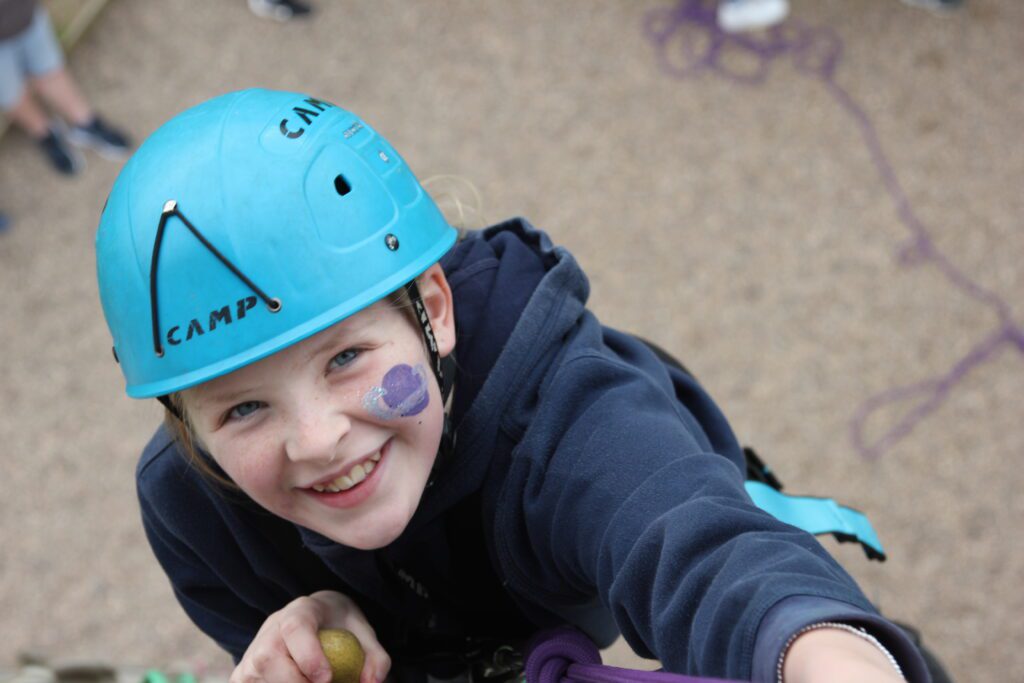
left=776, top=621, right=906, bottom=682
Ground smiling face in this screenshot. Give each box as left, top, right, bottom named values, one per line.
left=181, top=265, right=455, bottom=550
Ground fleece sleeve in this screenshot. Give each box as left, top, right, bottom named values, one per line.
left=137, top=489, right=264, bottom=662
left=136, top=436, right=271, bottom=662
left=492, top=353, right=928, bottom=682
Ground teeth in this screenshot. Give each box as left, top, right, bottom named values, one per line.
left=311, top=449, right=382, bottom=493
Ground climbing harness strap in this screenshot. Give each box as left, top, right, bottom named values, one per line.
left=743, top=448, right=885, bottom=561
left=634, top=332, right=888, bottom=563
left=744, top=480, right=885, bottom=561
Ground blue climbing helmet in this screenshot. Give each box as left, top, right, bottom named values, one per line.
left=96, top=88, right=458, bottom=399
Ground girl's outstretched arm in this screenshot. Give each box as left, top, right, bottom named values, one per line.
left=489, top=346, right=929, bottom=681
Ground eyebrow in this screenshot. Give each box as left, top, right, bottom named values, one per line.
left=305, top=328, right=350, bottom=363
left=303, top=313, right=376, bottom=362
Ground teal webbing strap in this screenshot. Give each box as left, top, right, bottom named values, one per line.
left=744, top=480, right=887, bottom=561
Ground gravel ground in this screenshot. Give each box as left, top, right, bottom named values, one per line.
left=1, top=1, right=1021, bottom=681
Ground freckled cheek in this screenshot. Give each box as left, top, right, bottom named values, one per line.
left=211, top=441, right=286, bottom=496
left=239, top=460, right=282, bottom=494
left=412, top=399, right=446, bottom=455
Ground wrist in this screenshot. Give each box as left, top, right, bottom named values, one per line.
left=779, top=622, right=905, bottom=683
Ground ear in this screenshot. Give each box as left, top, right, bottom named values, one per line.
left=416, top=263, right=456, bottom=358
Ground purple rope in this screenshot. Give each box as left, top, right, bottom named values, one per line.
left=524, top=627, right=745, bottom=683
left=643, top=0, right=1023, bottom=459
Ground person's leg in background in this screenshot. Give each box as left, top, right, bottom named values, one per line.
left=4, top=81, right=49, bottom=138
left=0, top=3, right=130, bottom=176
left=6, top=90, right=87, bottom=175
left=32, top=66, right=131, bottom=161
left=30, top=67, right=92, bottom=130
left=1, top=3, right=83, bottom=174
left=19, top=5, right=130, bottom=161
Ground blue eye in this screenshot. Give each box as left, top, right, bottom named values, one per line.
left=228, top=401, right=263, bottom=420
left=329, top=348, right=360, bottom=369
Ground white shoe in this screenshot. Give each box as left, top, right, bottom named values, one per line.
left=247, top=0, right=312, bottom=22
left=899, top=0, right=963, bottom=11
left=717, top=0, right=790, bottom=33
left=11, top=666, right=57, bottom=683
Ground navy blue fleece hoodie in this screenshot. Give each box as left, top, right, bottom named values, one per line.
left=137, top=219, right=928, bottom=682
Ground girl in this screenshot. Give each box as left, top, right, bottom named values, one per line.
left=95, top=89, right=929, bottom=683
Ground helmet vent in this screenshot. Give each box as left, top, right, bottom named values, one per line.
left=334, top=174, right=352, bottom=197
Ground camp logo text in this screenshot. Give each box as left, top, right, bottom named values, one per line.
left=165, top=296, right=258, bottom=347
left=278, top=98, right=335, bottom=139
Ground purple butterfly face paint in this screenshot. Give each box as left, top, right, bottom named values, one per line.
left=362, top=364, right=430, bottom=419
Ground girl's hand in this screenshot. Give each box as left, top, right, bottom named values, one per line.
left=232, top=590, right=391, bottom=683
left=782, top=627, right=905, bottom=683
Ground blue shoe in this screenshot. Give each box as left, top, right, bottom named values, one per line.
left=39, top=123, right=85, bottom=175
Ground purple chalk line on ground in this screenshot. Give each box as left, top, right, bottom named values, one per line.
left=643, top=0, right=1023, bottom=459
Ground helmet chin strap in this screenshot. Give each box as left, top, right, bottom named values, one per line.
left=402, top=279, right=446, bottom=394
left=403, top=279, right=457, bottom=484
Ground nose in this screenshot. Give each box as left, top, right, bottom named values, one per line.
left=283, top=391, right=352, bottom=464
